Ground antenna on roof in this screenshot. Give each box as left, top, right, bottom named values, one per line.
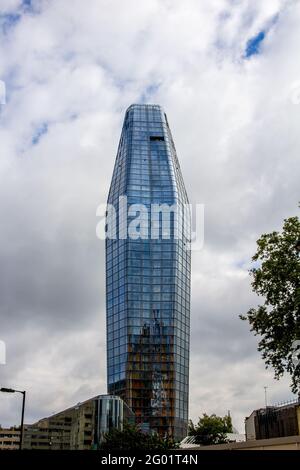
left=264, top=386, right=268, bottom=408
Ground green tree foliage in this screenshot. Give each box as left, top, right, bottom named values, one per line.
left=188, top=414, right=233, bottom=445
left=240, top=215, right=300, bottom=393
left=99, top=423, right=178, bottom=451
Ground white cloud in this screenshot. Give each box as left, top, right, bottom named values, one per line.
left=0, top=0, right=22, bottom=14
left=0, top=0, right=299, bottom=433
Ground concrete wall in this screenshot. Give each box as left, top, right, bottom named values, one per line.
left=245, top=412, right=256, bottom=440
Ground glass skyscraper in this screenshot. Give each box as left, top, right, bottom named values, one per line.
left=106, top=104, right=191, bottom=440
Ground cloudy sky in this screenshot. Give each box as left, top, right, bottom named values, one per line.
left=0, top=0, right=299, bottom=433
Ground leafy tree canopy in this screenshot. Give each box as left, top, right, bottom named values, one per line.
left=99, top=423, right=178, bottom=451
left=188, top=413, right=233, bottom=446
left=240, top=215, right=300, bottom=393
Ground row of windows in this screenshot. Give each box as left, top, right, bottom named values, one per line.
left=129, top=393, right=189, bottom=404
left=107, top=328, right=190, bottom=342
left=126, top=180, right=172, bottom=188
left=111, top=377, right=189, bottom=394
left=107, top=336, right=189, bottom=351
left=106, top=277, right=190, bottom=288
left=108, top=358, right=189, bottom=371
left=106, top=298, right=190, bottom=312
left=106, top=294, right=190, bottom=307
left=127, top=110, right=163, bottom=118
left=106, top=297, right=190, bottom=313
left=128, top=121, right=166, bottom=130
left=105, top=231, right=190, bottom=242
left=127, top=171, right=177, bottom=182
left=106, top=309, right=190, bottom=325
left=107, top=344, right=188, bottom=358
left=107, top=346, right=178, bottom=359
left=127, top=186, right=173, bottom=196
left=128, top=151, right=173, bottom=162
left=108, top=361, right=188, bottom=372
left=109, top=253, right=190, bottom=266
left=106, top=338, right=177, bottom=351
left=107, top=299, right=190, bottom=310
left=107, top=318, right=190, bottom=337
left=123, top=239, right=191, bottom=249
left=125, top=293, right=173, bottom=302
left=106, top=293, right=190, bottom=304
left=107, top=291, right=190, bottom=305
left=106, top=276, right=190, bottom=288
left=108, top=326, right=177, bottom=336
left=107, top=367, right=188, bottom=384
left=108, top=386, right=189, bottom=402
left=108, top=369, right=189, bottom=385
left=108, top=372, right=189, bottom=388
left=107, top=326, right=190, bottom=340
left=107, top=308, right=190, bottom=318
left=106, top=252, right=191, bottom=262
left=107, top=314, right=190, bottom=327
left=128, top=242, right=176, bottom=251
left=107, top=331, right=189, bottom=345
left=130, top=131, right=164, bottom=139
left=106, top=302, right=190, bottom=312
left=107, top=314, right=190, bottom=326
left=121, top=274, right=190, bottom=286
left=127, top=129, right=168, bottom=136
left=129, top=153, right=169, bottom=161
left=127, top=165, right=177, bottom=177
left=107, top=244, right=178, bottom=256
left=130, top=404, right=188, bottom=414
left=125, top=279, right=181, bottom=289
left=106, top=258, right=191, bottom=271
left=106, top=292, right=190, bottom=304
left=130, top=125, right=167, bottom=132
left=123, top=224, right=190, bottom=239
left=107, top=353, right=188, bottom=365
left=106, top=257, right=191, bottom=273
left=105, top=226, right=191, bottom=243
left=128, top=161, right=170, bottom=171
left=127, top=284, right=175, bottom=292
left=127, top=185, right=173, bottom=192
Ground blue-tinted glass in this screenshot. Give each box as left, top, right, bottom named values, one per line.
left=106, top=104, right=191, bottom=440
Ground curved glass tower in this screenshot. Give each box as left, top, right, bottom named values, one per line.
left=106, top=104, right=191, bottom=440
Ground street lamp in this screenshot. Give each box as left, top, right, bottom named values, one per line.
left=0, top=387, right=26, bottom=450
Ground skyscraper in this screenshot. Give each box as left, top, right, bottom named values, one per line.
left=106, top=104, right=191, bottom=440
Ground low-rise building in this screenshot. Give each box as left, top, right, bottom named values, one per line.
left=1, top=394, right=134, bottom=450
left=24, top=394, right=133, bottom=450
left=0, top=427, right=20, bottom=450
left=245, top=400, right=300, bottom=440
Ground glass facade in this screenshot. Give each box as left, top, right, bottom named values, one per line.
left=106, top=104, right=191, bottom=440
left=95, top=395, right=135, bottom=444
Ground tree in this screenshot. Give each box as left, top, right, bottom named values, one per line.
left=99, top=423, right=178, bottom=451
left=188, top=414, right=233, bottom=446
left=240, top=215, right=300, bottom=394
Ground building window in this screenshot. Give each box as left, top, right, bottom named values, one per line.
left=150, top=136, right=164, bottom=141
